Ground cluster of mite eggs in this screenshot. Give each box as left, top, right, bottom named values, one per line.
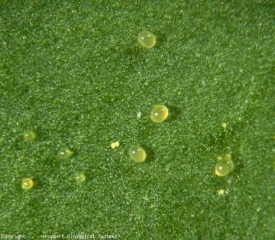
left=21, top=31, right=233, bottom=190
left=21, top=104, right=233, bottom=190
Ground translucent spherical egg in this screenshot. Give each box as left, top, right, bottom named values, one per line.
left=75, top=172, right=86, bottom=183
left=150, top=105, right=169, bottom=123
left=24, top=130, right=37, bottom=141
left=22, top=178, right=34, bottom=190
left=138, top=30, right=156, bottom=48
left=58, top=148, right=74, bottom=159
left=215, top=155, right=234, bottom=177
left=129, top=145, right=146, bottom=162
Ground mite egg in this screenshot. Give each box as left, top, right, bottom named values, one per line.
left=58, top=148, right=74, bottom=159
left=129, top=145, right=146, bottom=162
left=22, top=178, right=34, bottom=190
left=75, top=172, right=86, bottom=183
left=24, top=130, right=37, bottom=141
left=215, top=154, right=234, bottom=177
left=138, top=30, right=156, bottom=48
left=150, top=105, right=169, bottom=123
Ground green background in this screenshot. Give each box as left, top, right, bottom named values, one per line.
left=0, top=0, right=274, bottom=239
